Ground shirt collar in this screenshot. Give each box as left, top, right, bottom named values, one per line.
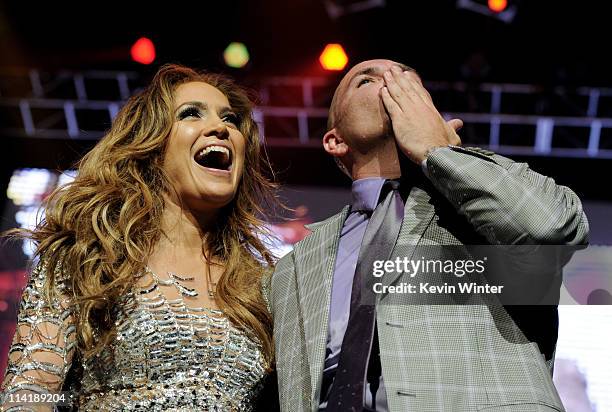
left=350, top=177, right=387, bottom=213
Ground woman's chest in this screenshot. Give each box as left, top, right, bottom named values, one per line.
left=82, top=286, right=266, bottom=391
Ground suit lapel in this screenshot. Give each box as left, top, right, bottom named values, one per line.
left=378, top=185, right=436, bottom=296
left=294, top=206, right=350, bottom=406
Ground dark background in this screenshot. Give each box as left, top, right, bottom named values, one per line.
left=1, top=0, right=609, bottom=84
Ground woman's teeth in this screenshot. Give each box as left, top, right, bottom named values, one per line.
left=194, top=145, right=232, bottom=170
left=197, top=146, right=230, bottom=158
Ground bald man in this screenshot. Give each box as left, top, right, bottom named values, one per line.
left=263, top=59, right=588, bottom=412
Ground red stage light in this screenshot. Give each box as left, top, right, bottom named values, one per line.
left=131, top=37, right=156, bottom=65
left=488, top=0, right=508, bottom=13
left=319, top=44, right=348, bottom=71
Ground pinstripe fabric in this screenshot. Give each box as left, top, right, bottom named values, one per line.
left=264, top=147, right=589, bottom=412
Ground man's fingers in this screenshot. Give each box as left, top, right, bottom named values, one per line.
left=383, top=70, right=413, bottom=106
left=419, top=82, right=437, bottom=109
left=400, top=70, right=438, bottom=111
left=446, top=118, right=464, bottom=145
left=381, top=86, right=402, bottom=116
left=389, top=67, right=419, bottom=100
left=445, top=122, right=463, bottom=146
left=447, top=118, right=464, bottom=132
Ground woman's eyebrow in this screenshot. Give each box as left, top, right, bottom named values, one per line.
left=175, top=101, right=207, bottom=114
left=175, top=101, right=234, bottom=115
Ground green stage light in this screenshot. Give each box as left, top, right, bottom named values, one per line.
left=223, top=42, right=250, bottom=68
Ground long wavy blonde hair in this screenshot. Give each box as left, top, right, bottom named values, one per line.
left=7, top=64, right=277, bottom=368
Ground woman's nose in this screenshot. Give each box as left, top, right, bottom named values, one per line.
left=206, top=119, right=229, bottom=140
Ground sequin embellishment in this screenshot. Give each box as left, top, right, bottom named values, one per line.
left=1, top=261, right=268, bottom=411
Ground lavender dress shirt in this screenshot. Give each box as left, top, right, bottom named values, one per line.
left=319, top=177, right=395, bottom=411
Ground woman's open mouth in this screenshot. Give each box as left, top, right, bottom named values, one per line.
left=194, top=145, right=232, bottom=172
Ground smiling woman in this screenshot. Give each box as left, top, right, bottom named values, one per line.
left=0, top=64, right=280, bottom=411
left=163, top=81, right=247, bottom=213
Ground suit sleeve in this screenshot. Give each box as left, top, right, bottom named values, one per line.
left=424, top=146, right=589, bottom=246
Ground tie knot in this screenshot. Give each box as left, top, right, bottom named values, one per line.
left=384, top=179, right=401, bottom=192
left=377, top=179, right=401, bottom=205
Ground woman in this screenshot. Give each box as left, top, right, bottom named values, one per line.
left=1, top=64, right=278, bottom=411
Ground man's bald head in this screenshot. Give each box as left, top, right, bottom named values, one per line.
left=324, top=59, right=417, bottom=178
left=327, top=59, right=416, bottom=131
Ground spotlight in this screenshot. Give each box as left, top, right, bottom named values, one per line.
left=456, top=0, right=517, bottom=23
left=130, top=37, right=156, bottom=65
left=223, top=42, right=250, bottom=69
left=488, top=0, right=507, bottom=13
left=319, top=43, right=348, bottom=71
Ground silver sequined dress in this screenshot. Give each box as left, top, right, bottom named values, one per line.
left=1, top=260, right=269, bottom=411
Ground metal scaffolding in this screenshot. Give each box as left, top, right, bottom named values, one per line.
left=1, top=69, right=612, bottom=158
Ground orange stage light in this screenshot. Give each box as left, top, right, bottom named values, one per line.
left=319, top=44, right=348, bottom=71
left=488, top=0, right=508, bottom=13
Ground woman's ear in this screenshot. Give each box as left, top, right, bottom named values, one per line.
left=323, top=128, right=349, bottom=158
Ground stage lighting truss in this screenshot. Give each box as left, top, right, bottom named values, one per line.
left=1, top=69, right=612, bottom=159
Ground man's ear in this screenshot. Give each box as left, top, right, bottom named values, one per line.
left=323, top=128, right=349, bottom=158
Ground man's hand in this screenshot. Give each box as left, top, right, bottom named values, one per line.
left=381, top=66, right=463, bottom=164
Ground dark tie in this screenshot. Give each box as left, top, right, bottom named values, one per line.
left=326, top=180, right=405, bottom=412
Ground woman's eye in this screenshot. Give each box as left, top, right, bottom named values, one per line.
left=357, top=78, right=373, bottom=87
left=223, top=113, right=240, bottom=126
left=178, top=107, right=201, bottom=120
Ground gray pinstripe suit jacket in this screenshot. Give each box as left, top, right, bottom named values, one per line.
left=264, top=146, right=589, bottom=412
